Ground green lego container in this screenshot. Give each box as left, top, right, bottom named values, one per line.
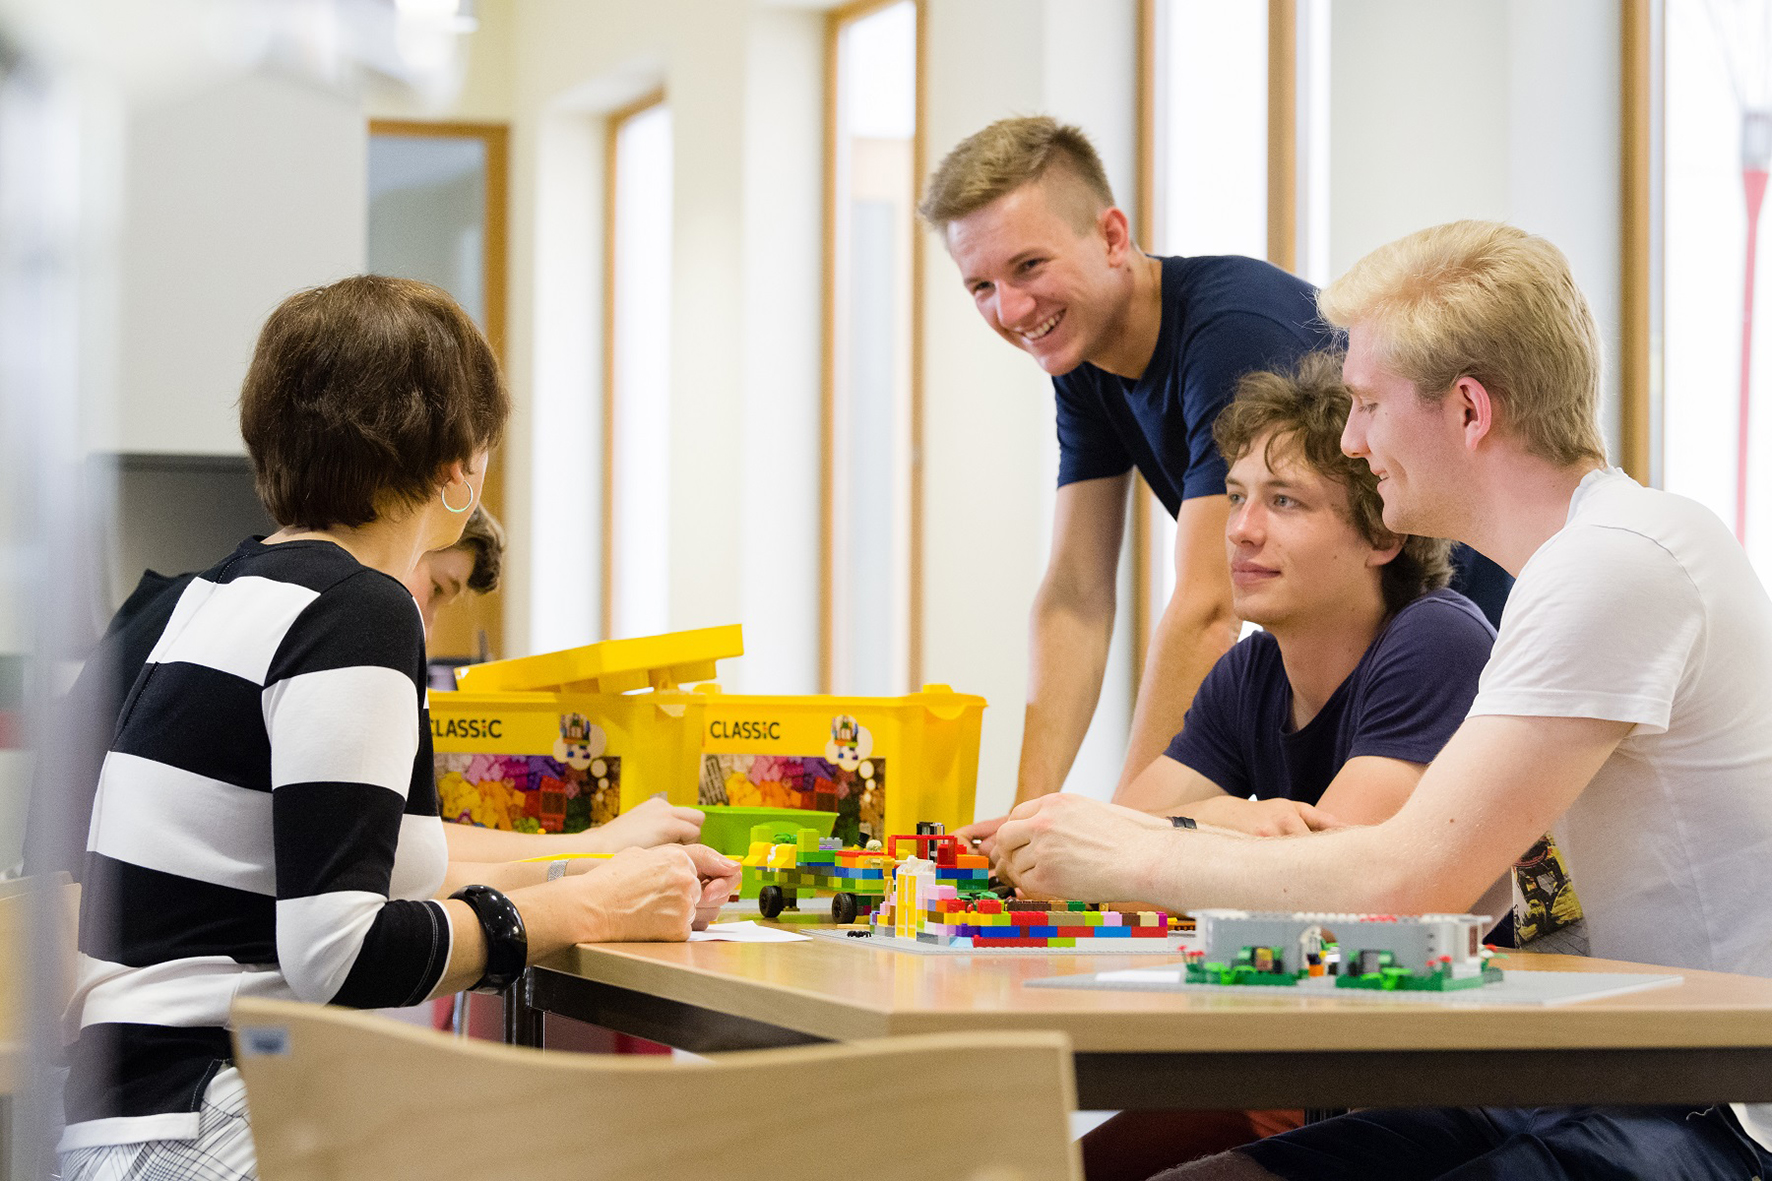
left=697, top=805, right=838, bottom=856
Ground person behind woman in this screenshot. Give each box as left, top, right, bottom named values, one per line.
left=404, top=502, right=503, bottom=636
left=58, top=276, right=740, bottom=1180
left=402, top=507, right=707, bottom=857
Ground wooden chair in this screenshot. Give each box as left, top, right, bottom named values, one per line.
left=232, top=996, right=1081, bottom=1181
left=0, top=873, right=80, bottom=1095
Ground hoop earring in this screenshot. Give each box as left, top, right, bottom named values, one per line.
left=441, top=483, right=474, bottom=514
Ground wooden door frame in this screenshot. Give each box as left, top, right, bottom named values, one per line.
left=369, top=118, right=510, bottom=660
left=820, top=0, right=928, bottom=694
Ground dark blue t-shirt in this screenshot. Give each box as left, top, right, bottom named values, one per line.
left=1055, top=254, right=1333, bottom=512
left=1162, top=588, right=1495, bottom=806
left=1051, top=252, right=1513, bottom=628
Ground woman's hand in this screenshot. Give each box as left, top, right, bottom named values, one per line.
left=686, top=844, right=744, bottom=930
left=571, top=796, right=705, bottom=853
left=568, top=843, right=741, bottom=942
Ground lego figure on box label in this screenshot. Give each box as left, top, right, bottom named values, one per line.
left=826, top=714, right=872, bottom=771
left=553, top=711, right=607, bottom=771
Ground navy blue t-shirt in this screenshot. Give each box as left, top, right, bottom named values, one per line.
left=1162, top=589, right=1495, bottom=806
left=1055, top=254, right=1333, bottom=513
left=1051, top=252, right=1513, bottom=628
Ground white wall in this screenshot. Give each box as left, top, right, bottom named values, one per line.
left=1328, top=0, right=1623, bottom=450
left=99, top=71, right=367, bottom=455
left=738, top=9, right=825, bottom=694
left=1506, top=0, right=1623, bottom=458
left=500, top=0, right=825, bottom=692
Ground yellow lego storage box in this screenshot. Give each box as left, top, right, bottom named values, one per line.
left=430, top=626, right=986, bottom=847
left=431, top=627, right=737, bottom=834
left=691, top=681, right=985, bottom=846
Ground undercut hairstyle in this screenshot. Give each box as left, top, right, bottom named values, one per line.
left=1317, top=220, right=1607, bottom=467
left=918, top=115, right=1116, bottom=234
left=239, top=275, right=509, bottom=531
left=453, top=505, right=506, bottom=595
left=1215, top=350, right=1454, bottom=615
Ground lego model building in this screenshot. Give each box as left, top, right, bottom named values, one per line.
left=871, top=849, right=1170, bottom=949
left=1183, top=909, right=1503, bottom=991
left=743, top=824, right=991, bottom=925
left=741, top=825, right=892, bottom=924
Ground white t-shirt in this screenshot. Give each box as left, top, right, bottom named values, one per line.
left=1469, top=467, right=1772, bottom=1143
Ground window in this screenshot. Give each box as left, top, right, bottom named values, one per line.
left=1137, top=2, right=1324, bottom=642
left=823, top=0, right=922, bottom=694
left=367, top=120, right=508, bottom=659
left=1657, top=0, right=1772, bottom=578
left=1153, top=1, right=1269, bottom=263
left=603, top=93, right=673, bottom=640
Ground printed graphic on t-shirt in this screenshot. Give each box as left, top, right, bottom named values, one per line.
left=1513, top=834, right=1583, bottom=945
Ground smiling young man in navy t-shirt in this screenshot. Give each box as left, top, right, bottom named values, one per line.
left=920, top=116, right=1510, bottom=852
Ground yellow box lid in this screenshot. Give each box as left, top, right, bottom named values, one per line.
left=454, top=625, right=744, bottom=695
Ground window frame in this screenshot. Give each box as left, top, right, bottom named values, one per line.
left=367, top=118, right=510, bottom=660
left=1130, top=0, right=1299, bottom=682
left=819, top=0, right=928, bottom=694
left=600, top=88, right=668, bottom=642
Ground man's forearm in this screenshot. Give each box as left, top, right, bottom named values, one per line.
left=1114, top=600, right=1238, bottom=799
left=1017, top=598, right=1115, bottom=805
left=1130, top=822, right=1420, bottom=915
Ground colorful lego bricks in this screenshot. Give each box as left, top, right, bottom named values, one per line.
left=743, top=824, right=993, bottom=925
left=700, top=753, right=885, bottom=847
left=873, top=857, right=1169, bottom=949
left=435, top=751, right=621, bottom=834
left=742, top=825, right=894, bottom=924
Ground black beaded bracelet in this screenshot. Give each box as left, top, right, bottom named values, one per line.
left=449, top=884, right=528, bottom=992
left=1168, top=815, right=1198, bottom=830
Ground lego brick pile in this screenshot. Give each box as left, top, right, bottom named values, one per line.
left=435, top=752, right=621, bottom=834
left=702, top=753, right=886, bottom=845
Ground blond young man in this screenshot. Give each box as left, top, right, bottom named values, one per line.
left=995, top=222, right=1772, bottom=1179
left=921, top=118, right=1508, bottom=846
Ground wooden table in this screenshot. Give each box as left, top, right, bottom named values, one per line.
left=506, top=938, right=1772, bottom=1111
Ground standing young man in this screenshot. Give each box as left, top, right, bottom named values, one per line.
left=920, top=117, right=1509, bottom=842
left=995, top=221, right=1772, bottom=1178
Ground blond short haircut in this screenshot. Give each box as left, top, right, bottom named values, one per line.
left=1216, top=351, right=1453, bottom=616
left=1317, top=220, right=1607, bottom=467
left=919, top=116, right=1115, bottom=234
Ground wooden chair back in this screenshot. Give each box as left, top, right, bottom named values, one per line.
left=0, top=873, right=80, bottom=1090
left=232, top=996, right=1080, bottom=1181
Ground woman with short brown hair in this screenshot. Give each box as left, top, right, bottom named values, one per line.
left=60, top=276, right=739, bottom=1181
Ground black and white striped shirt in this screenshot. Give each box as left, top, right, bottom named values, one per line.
left=60, top=538, right=451, bottom=1150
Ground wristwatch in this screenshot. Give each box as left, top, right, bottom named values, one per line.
left=449, top=884, right=528, bottom=992
left=1168, top=815, right=1198, bottom=830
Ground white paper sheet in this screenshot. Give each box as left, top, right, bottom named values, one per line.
left=687, top=920, right=810, bottom=943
